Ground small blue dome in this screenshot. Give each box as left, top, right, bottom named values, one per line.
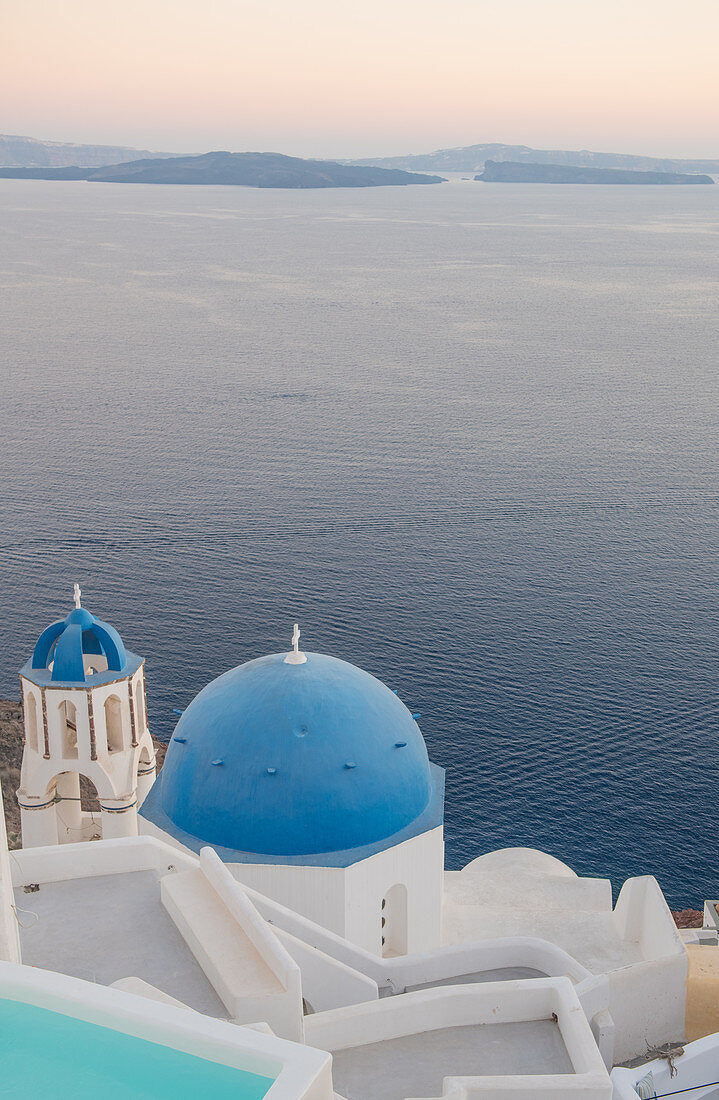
left=159, top=652, right=434, bottom=857
left=31, top=603, right=128, bottom=684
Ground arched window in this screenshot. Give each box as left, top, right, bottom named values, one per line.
left=104, top=695, right=124, bottom=753
left=381, top=884, right=408, bottom=957
left=59, top=699, right=78, bottom=759
left=134, top=680, right=145, bottom=735
left=25, top=693, right=39, bottom=753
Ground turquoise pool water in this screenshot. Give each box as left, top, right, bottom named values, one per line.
left=0, top=997, right=275, bottom=1099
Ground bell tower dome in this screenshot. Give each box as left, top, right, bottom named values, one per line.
left=17, top=584, right=156, bottom=847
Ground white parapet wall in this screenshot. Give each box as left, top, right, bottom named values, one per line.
left=236, top=873, right=618, bottom=1060
left=305, top=977, right=612, bottom=1099
left=0, top=960, right=333, bottom=1100
left=0, top=783, right=21, bottom=963
left=110, top=976, right=197, bottom=1011
left=161, top=848, right=304, bottom=1041
left=609, top=875, right=688, bottom=1062
left=9, top=834, right=198, bottom=887
left=243, top=881, right=595, bottom=988
left=273, top=925, right=379, bottom=1014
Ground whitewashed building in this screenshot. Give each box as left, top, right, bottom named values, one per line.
left=7, top=589, right=715, bottom=1100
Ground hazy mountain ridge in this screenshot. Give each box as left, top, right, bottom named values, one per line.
left=351, top=142, right=719, bottom=174
left=0, top=150, right=444, bottom=189
left=5, top=133, right=716, bottom=176
left=0, top=134, right=174, bottom=167
left=477, top=160, right=714, bottom=185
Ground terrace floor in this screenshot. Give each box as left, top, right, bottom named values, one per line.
left=14, top=869, right=228, bottom=1018
left=443, top=868, right=643, bottom=974
left=330, top=1019, right=573, bottom=1100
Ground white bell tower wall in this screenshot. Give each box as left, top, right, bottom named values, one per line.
left=17, top=663, right=156, bottom=848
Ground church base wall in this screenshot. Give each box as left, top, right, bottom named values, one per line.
left=229, top=827, right=444, bottom=957
left=139, top=814, right=444, bottom=958
left=344, top=827, right=444, bottom=956
left=230, top=863, right=347, bottom=939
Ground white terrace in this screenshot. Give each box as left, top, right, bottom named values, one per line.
left=10, top=837, right=303, bottom=1040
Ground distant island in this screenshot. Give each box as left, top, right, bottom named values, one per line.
left=4, top=132, right=716, bottom=184
left=0, top=133, right=173, bottom=168
left=0, top=151, right=445, bottom=189
left=350, top=142, right=719, bottom=176
left=4, top=132, right=718, bottom=180
left=476, top=160, right=714, bottom=185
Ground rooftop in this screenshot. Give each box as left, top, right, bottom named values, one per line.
left=441, top=851, right=646, bottom=975
left=14, top=869, right=228, bottom=1017
left=330, top=1019, right=573, bottom=1100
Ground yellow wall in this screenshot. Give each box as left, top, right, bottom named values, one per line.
left=686, top=945, right=719, bottom=1042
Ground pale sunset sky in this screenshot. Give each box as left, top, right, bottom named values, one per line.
left=3, top=0, right=717, bottom=158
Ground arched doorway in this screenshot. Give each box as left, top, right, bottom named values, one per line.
left=381, top=883, right=408, bottom=957
left=53, top=772, right=102, bottom=842
left=80, top=775, right=102, bottom=839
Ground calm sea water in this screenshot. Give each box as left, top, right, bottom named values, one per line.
left=0, top=179, right=717, bottom=906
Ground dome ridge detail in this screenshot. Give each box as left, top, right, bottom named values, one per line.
left=31, top=584, right=128, bottom=684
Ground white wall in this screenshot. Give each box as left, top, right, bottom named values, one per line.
left=231, top=826, right=444, bottom=956
left=243, top=882, right=594, bottom=990
left=232, top=862, right=348, bottom=939
left=0, top=783, right=21, bottom=963
left=344, top=827, right=444, bottom=954
left=608, top=876, right=688, bottom=1062
left=10, top=834, right=197, bottom=887
left=161, top=850, right=305, bottom=1042
left=200, top=848, right=304, bottom=1040
left=305, top=978, right=612, bottom=1099
left=612, top=876, right=684, bottom=961
left=273, top=927, right=379, bottom=1014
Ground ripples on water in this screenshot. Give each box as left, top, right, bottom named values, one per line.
left=0, top=180, right=717, bottom=905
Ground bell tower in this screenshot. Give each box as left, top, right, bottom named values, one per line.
left=17, top=584, right=156, bottom=848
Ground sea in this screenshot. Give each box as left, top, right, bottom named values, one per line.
left=0, top=178, right=716, bottom=907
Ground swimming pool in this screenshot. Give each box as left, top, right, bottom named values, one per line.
left=0, top=958, right=334, bottom=1100
left=0, top=997, right=274, bottom=1099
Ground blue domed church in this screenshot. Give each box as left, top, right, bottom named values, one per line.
left=141, top=626, right=445, bottom=955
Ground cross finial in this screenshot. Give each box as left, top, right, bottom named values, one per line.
left=284, top=621, right=307, bottom=665
left=73, top=582, right=82, bottom=609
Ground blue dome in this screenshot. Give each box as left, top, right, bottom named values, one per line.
left=31, top=604, right=128, bottom=684
left=159, top=652, right=434, bottom=858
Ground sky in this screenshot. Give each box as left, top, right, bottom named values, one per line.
left=3, top=0, right=718, bottom=159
